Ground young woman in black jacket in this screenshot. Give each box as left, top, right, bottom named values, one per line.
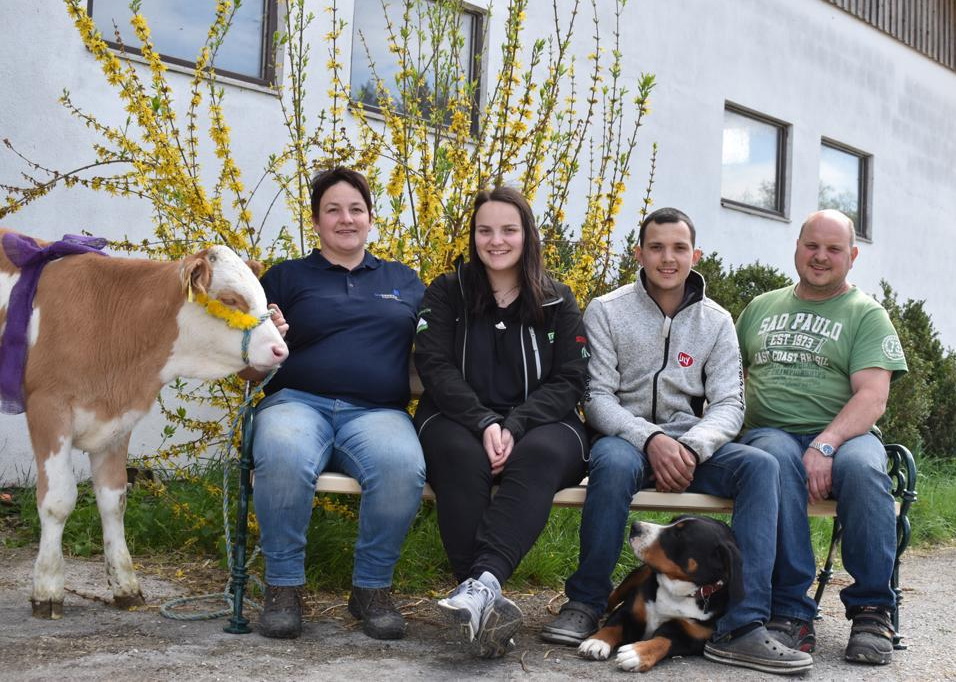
left=414, top=186, right=590, bottom=657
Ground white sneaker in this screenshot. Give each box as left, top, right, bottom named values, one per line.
left=437, top=574, right=498, bottom=642
left=476, top=596, right=523, bottom=658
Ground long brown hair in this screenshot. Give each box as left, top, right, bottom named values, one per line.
left=465, top=186, right=550, bottom=325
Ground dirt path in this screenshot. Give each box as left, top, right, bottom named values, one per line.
left=1, top=543, right=954, bottom=681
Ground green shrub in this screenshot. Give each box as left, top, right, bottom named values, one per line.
left=879, top=282, right=956, bottom=458
left=695, top=252, right=792, bottom=320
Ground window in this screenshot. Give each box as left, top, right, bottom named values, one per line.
left=721, top=104, right=789, bottom=217
left=88, top=0, right=278, bottom=86
left=819, top=139, right=871, bottom=240
left=349, top=0, right=483, bottom=128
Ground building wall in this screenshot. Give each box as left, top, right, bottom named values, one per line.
left=619, top=0, right=956, bottom=346
left=1, top=0, right=954, bottom=483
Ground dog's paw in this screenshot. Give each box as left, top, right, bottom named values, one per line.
left=616, top=643, right=643, bottom=672
left=578, top=638, right=612, bottom=660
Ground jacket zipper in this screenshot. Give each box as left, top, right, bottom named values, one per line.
left=528, top=327, right=542, bottom=381
left=457, top=265, right=469, bottom=380
left=648, top=287, right=697, bottom=423
left=520, top=324, right=529, bottom=400
left=651, top=316, right=672, bottom=424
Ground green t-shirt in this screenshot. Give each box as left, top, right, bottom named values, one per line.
left=736, top=285, right=907, bottom=434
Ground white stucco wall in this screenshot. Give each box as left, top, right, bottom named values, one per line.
left=1, top=0, right=953, bottom=484
left=618, top=0, right=956, bottom=345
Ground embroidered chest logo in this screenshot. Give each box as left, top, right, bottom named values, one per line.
left=677, top=352, right=694, bottom=368
left=374, top=288, right=403, bottom=302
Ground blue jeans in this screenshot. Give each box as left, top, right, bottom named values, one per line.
left=251, top=388, right=425, bottom=588
left=565, top=435, right=817, bottom=636
left=740, top=428, right=897, bottom=611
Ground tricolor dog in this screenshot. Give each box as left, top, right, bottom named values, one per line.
left=579, top=516, right=743, bottom=672
left=0, top=229, right=288, bottom=618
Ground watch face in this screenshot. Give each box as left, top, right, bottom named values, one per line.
left=815, top=443, right=835, bottom=457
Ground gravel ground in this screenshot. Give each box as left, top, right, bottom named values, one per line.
left=1, top=541, right=954, bottom=681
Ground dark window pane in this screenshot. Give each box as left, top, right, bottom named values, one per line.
left=819, top=143, right=864, bottom=235
left=350, top=0, right=478, bottom=124
left=90, top=0, right=268, bottom=80
left=721, top=109, right=783, bottom=212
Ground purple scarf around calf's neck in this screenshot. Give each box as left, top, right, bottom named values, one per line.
left=1, top=233, right=108, bottom=414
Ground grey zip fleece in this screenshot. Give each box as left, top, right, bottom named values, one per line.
left=583, top=270, right=744, bottom=463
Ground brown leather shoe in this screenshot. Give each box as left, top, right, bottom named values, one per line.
left=258, top=585, right=303, bottom=639
left=348, top=586, right=406, bottom=640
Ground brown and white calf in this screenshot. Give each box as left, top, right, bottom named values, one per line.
left=0, top=228, right=288, bottom=618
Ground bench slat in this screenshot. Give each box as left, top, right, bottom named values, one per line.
left=312, top=472, right=847, bottom=517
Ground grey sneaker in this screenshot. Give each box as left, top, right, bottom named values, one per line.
left=348, top=586, right=407, bottom=640
left=540, top=600, right=601, bottom=645
left=437, top=576, right=497, bottom=643
left=845, top=606, right=894, bottom=665
left=258, top=585, right=303, bottom=639
left=767, top=616, right=817, bottom=653
left=476, top=596, right=523, bottom=658
left=704, top=625, right=813, bottom=675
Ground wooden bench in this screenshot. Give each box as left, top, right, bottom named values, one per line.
left=224, top=390, right=917, bottom=648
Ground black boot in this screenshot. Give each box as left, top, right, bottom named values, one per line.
left=258, top=585, right=303, bottom=639
left=348, top=586, right=406, bottom=640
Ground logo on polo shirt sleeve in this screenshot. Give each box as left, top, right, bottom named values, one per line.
left=881, top=335, right=904, bottom=361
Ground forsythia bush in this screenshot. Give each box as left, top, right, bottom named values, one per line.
left=0, top=0, right=656, bottom=469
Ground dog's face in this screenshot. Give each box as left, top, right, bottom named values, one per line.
left=629, top=515, right=743, bottom=601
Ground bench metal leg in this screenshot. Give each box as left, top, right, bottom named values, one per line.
left=808, top=444, right=916, bottom=650
left=813, top=518, right=843, bottom=616
left=887, top=443, right=917, bottom=650
left=224, top=407, right=256, bottom=634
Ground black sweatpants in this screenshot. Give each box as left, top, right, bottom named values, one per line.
left=420, top=414, right=588, bottom=584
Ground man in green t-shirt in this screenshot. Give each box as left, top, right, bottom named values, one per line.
left=736, top=209, right=907, bottom=667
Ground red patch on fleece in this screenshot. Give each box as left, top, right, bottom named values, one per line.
left=677, top=352, right=694, bottom=367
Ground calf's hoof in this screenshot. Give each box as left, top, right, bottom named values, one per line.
left=113, top=592, right=146, bottom=610
left=31, top=598, right=64, bottom=619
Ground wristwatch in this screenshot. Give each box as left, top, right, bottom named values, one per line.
left=808, top=441, right=836, bottom=457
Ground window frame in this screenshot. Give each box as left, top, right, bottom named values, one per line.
left=86, top=0, right=280, bottom=87
left=819, top=137, right=873, bottom=242
left=348, top=0, right=486, bottom=135
left=720, top=102, right=791, bottom=220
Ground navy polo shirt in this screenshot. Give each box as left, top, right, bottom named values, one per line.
left=261, top=250, right=424, bottom=409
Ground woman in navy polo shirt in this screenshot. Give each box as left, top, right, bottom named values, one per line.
left=413, top=187, right=590, bottom=657
left=244, top=168, right=425, bottom=641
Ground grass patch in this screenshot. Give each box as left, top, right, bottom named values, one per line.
left=7, top=450, right=956, bottom=594
left=13, top=462, right=232, bottom=558
left=910, top=454, right=956, bottom=545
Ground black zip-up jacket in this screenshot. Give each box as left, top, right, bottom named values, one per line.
left=413, top=261, right=589, bottom=442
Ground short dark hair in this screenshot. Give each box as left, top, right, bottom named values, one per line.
left=638, top=207, right=696, bottom=246
left=466, top=186, right=549, bottom=324
left=310, top=167, right=373, bottom=218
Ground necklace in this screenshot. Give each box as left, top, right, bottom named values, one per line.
left=493, top=284, right=520, bottom=307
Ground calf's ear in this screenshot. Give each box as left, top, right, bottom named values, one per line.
left=245, top=259, right=264, bottom=278
left=181, top=250, right=213, bottom=296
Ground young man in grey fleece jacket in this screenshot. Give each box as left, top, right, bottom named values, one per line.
left=541, top=208, right=814, bottom=675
